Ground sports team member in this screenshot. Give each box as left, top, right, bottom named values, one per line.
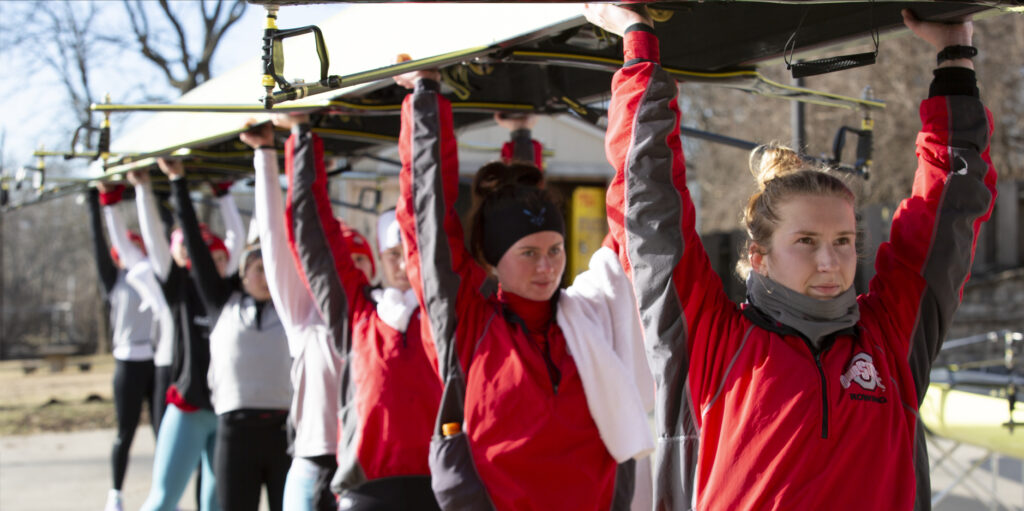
left=242, top=120, right=345, bottom=511
left=280, top=113, right=443, bottom=510
left=130, top=167, right=243, bottom=511
left=156, top=158, right=293, bottom=511
left=394, top=62, right=653, bottom=510
left=490, top=112, right=657, bottom=511
left=587, top=4, right=996, bottom=509
left=88, top=184, right=158, bottom=511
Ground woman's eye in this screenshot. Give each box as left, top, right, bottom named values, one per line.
left=549, top=246, right=563, bottom=256
left=797, top=237, right=814, bottom=245
left=522, top=250, right=536, bottom=257
left=835, top=237, right=852, bottom=246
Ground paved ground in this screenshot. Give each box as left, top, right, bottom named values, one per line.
left=0, top=428, right=269, bottom=511
left=0, top=428, right=1021, bottom=510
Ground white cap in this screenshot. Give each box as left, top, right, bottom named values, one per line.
left=376, top=209, right=401, bottom=251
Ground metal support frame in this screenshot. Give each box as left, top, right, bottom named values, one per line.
left=928, top=434, right=1023, bottom=510
left=791, top=71, right=806, bottom=151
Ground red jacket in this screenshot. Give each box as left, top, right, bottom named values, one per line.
left=283, top=126, right=442, bottom=489
left=396, top=79, right=619, bottom=510
left=605, top=30, right=997, bottom=510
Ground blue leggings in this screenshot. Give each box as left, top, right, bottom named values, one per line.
left=283, top=457, right=319, bottom=511
left=140, top=405, right=219, bottom=511
left=284, top=455, right=337, bottom=511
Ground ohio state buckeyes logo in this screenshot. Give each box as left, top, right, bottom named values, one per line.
left=840, top=353, right=886, bottom=392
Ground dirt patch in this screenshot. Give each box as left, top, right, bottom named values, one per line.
left=0, top=355, right=123, bottom=435
left=0, top=399, right=118, bottom=436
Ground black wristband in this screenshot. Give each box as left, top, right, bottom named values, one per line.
left=256, top=145, right=275, bottom=151
left=936, top=45, right=977, bottom=66
left=624, top=23, right=655, bottom=35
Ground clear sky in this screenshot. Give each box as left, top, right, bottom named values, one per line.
left=0, top=1, right=347, bottom=176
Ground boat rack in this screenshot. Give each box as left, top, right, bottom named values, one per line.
left=928, top=329, right=1024, bottom=509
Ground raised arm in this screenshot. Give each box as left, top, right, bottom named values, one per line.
left=245, top=122, right=320, bottom=347
left=213, top=182, right=245, bottom=276
left=128, top=171, right=172, bottom=282
left=159, top=159, right=237, bottom=312
left=588, top=5, right=743, bottom=508
left=102, top=199, right=146, bottom=272
left=395, top=75, right=492, bottom=383
left=862, top=11, right=996, bottom=403
left=87, top=187, right=119, bottom=295
left=281, top=119, right=371, bottom=354
left=495, top=113, right=543, bottom=169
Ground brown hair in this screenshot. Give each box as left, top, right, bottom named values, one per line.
left=469, top=161, right=555, bottom=266
left=736, top=143, right=857, bottom=279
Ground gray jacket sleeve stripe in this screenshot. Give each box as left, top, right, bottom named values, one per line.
left=621, top=64, right=700, bottom=510
left=289, top=126, right=351, bottom=357
left=907, top=96, right=993, bottom=511
left=410, top=83, right=466, bottom=430
left=908, top=95, right=993, bottom=404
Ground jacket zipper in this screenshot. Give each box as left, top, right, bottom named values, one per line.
left=506, top=309, right=561, bottom=395
left=813, top=351, right=829, bottom=439
left=540, top=337, right=561, bottom=396
left=800, top=337, right=830, bottom=439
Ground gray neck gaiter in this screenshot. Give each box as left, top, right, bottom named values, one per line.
left=746, top=273, right=860, bottom=349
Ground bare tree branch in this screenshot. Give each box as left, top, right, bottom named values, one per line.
left=122, top=0, right=246, bottom=95
left=123, top=0, right=181, bottom=91
left=157, top=0, right=192, bottom=77
left=195, top=1, right=245, bottom=87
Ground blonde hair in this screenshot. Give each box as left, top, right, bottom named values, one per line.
left=736, top=143, right=857, bottom=279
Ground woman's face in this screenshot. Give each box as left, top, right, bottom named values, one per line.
left=351, top=253, right=375, bottom=283
left=242, top=258, right=271, bottom=301
left=495, top=230, right=565, bottom=301
left=379, top=245, right=410, bottom=292
left=212, top=250, right=229, bottom=278
left=171, top=239, right=190, bottom=268
left=751, top=194, right=857, bottom=300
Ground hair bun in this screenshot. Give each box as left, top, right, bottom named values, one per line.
left=748, top=143, right=810, bottom=190
left=473, top=161, right=544, bottom=200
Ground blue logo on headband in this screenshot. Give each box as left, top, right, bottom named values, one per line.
left=523, top=207, right=546, bottom=226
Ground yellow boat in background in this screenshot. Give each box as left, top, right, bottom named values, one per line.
left=921, top=378, right=1024, bottom=460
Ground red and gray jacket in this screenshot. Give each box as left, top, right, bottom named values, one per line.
left=396, top=79, right=650, bottom=511
left=283, top=125, right=442, bottom=492
left=605, top=29, right=996, bottom=510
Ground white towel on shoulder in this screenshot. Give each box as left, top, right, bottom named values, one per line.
left=557, top=246, right=655, bottom=462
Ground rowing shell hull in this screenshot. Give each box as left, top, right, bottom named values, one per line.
left=920, top=383, right=1024, bottom=459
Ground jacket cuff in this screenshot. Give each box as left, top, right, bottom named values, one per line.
left=98, top=184, right=125, bottom=206
left=415, top=78, right=441, bottom=94
left=291, top=122, right=311, bottom=137
left=210, top=181, right=233, bottom=197
left=929, top=68, right=979, bottom=98
left=170, top=175, right=189, bottom=195
left=624, top=29, right=659, bottom=65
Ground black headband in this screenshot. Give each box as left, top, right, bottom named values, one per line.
left=482, top=196, right=565, bottom=266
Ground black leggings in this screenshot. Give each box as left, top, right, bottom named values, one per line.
left=215, top=409, right=291, bottom=511
left=111, top=359, right=155, bottom=490
left=153, top=364, right=173, bottom=432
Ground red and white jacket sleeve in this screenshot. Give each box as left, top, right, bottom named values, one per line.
left=396, top=78, right=491, bottom=383
left=861, top=90, right=996, bottom=402
left=283, top=124, right=371, bottom=354
left=604, top=28, right=747, bottom=509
